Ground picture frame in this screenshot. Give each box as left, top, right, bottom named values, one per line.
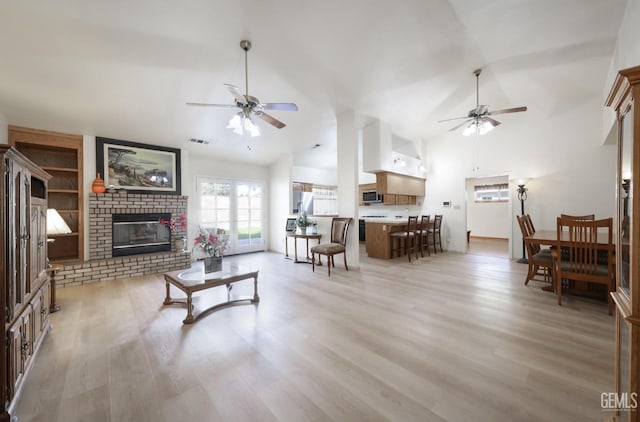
left=285, top=218, right=297, bottom=232
left=96, top=137, right=181, bottom=195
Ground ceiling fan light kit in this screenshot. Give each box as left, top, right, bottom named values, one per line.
left=439, top=68, right=527, bottom=137
left=187, top=40, right=298, bottom=137
left=226, top=111, right=260, bottom=137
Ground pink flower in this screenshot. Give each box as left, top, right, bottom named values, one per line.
left=160, top=213, right=187, bottom=231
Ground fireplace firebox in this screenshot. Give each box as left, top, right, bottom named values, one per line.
left=112, top=213, right=171, bottom=257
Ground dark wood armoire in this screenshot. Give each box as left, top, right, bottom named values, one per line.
left=0, top=145, right=51, bottom=419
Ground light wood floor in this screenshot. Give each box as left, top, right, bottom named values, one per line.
left=466, top=236, right=509, bottom=258
left=15, top=250, right=615, bottom=421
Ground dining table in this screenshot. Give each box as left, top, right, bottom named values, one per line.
left=526, top=229, right=613, bottom=248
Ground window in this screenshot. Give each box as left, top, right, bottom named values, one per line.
left=197, top=177, right=265, bottom=254
left=474, top=183, right=509, bottom=202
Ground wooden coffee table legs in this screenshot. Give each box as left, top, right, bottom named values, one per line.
left=163, top=274, right=260, bottom=324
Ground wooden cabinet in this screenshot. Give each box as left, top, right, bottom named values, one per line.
left=9, top=125, right=84, bottom=262
left=606, top=65, right=640, bottom=422
left=383, top=194, right=416, bottom=205
left=0, top=145, right=51, bottom=419
left=376, top=171, right=425, bottom=196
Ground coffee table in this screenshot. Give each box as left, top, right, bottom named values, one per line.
left=163, top=262, right=259, bottom=324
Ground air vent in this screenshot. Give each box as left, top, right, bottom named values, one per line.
left=189, top=138, right=210, bottom=145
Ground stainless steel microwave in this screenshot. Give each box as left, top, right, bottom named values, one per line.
left=362, top=190, right=383, bottom=203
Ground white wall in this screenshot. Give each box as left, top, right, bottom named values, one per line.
left=465, top=176, right=509, bottom=239
left=422, top=95, right=617, bottom=257
left=603, top=1, right=640, bottom=140
left=291, top=166, right=337, bottom=186
left=0, top=113, right=7, bottom=143
left=82, top=136, right=270, bottom=257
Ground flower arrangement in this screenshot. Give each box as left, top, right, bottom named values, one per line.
left=193, top=226, right=229, bottom=257
left=296, top=211, right=311, bottom=228
left=160, top=213, right=187, bottom=231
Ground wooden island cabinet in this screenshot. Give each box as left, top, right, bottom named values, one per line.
left=365, top=220, right=412, bottom=259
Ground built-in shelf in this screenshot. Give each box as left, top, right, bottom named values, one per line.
left=49, top=189, right=79, bottom=194
left=41, top=166, right=78, bottom=173
left=9, top=125, right=84, bottom=262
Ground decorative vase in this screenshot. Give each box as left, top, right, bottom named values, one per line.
left=174, top=236, right=186, bottom=252
left=92, top=173, right=106, bottom=193
left=299, top=226, right=307, bottom=234
left=203, top=256, right=222, bottom=273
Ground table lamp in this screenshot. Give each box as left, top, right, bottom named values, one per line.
left=47, top=209, right=72, bottom=263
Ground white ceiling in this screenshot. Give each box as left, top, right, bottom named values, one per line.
left=0, top=1, right=627, bottom=170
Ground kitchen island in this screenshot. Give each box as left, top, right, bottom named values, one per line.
left=364, top=219, right=414, bottom=259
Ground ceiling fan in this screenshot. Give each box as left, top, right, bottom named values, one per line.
left=186, top=40, right=298, bottom=137
left=438, top=68, right=527, bottom=136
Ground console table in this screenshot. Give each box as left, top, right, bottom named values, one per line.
left=163, top=262, right=259, bottom=324
left=285, top=232, right=322, bottom=264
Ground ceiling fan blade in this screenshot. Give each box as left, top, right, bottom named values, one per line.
left=255, top=111, right=286, bottom=129
left=262, top=102, right=299, bottom=111
left=449, top=119, right=473, bottom=132
left=224, top=83, right=247, bottom=105
left=186, top=102, right=237, bottom=108
left=438, top=116, right=470, bottom=123
left=483, top=116, right=502, bottom=127
left=488, top=106, right=527, bottom=116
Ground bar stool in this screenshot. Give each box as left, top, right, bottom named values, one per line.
left=428, top=215, right=443, bottom=253
left=390, top=216, right=419, bottom=262
left=418, top=215, right=431, bottom=257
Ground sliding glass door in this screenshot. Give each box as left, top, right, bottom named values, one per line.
left=197, top=177, right=265, bottom=255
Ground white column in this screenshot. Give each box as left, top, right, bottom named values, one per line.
left=336, top=109, right=360, bottom=269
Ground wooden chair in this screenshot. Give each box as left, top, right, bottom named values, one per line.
left=428, top=215, right=443, bottom=253
left=516, top=214, right=553, bottom=285
left=390, top=216, right=419, bottom=262
left=311, top=217, right=352, bottom=276
left=551, top=217, right=614, bottom=314
left=523, top=214, right=536, bottom=236
left=418, top=215, right=431, bottom=257
left=560, top=213, right=595, bottom=221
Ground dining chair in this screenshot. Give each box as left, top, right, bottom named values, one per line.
left=428, top=215, right=443, bottom=253
left=560, top=213, right=595, bottom=221
left=311, top=217, right=352, bottom=276
left=516, top=214, right=553, bottom=285
left=551, top=216, right=614, bottom=314
left=418, top=215, right=431, bottom=257
left=523, top=214, right=536, bottom=235
left=390, top=216, right=419, bottom=262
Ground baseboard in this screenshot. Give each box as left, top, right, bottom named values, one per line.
left=469, top=236, right=508, bottom=241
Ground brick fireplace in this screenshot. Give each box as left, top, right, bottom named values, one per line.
left=89, top=192, right=187, bottom=259
left=53, top=192, right=191, bottom=287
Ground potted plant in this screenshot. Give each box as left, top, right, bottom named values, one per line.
left=193, top=226, right=230, bottom=272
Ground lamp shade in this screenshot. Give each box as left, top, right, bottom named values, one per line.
left=47, top=209, right=72, bottom=235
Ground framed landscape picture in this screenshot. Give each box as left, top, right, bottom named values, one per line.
left=96, top=137, right=181, bottom=195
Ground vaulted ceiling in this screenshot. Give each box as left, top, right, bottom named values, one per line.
left=0, top=1, right=627, bottom=170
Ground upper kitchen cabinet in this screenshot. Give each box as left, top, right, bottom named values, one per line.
left=376, top=171, right=425, bottom=197
left=9, top=126, right=84, bottom=262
